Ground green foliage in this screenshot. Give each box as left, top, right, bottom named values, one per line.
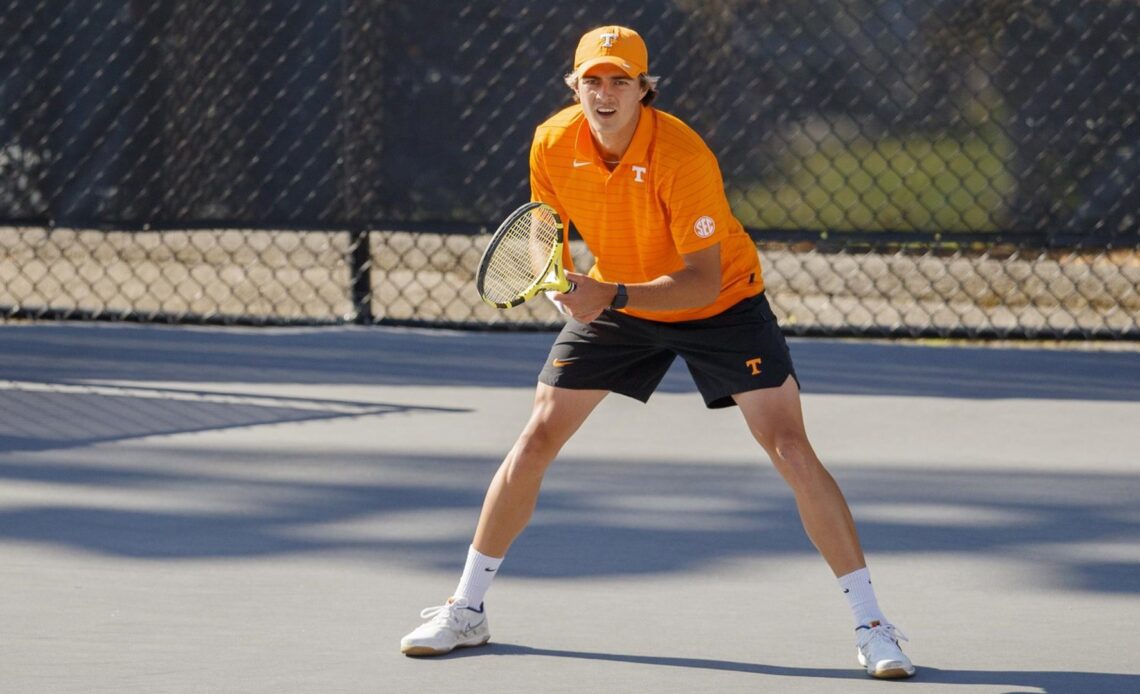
left=730, top=126, right=1015, bottom=232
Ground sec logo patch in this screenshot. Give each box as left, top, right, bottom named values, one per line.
left=694, top=215, right=716, bottom=238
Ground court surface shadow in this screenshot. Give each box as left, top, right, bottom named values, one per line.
left=1, top=451, right=1135, bottom=595
left=0, top=322, right=1136, bottom=400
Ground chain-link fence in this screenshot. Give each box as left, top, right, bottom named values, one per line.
left=2, top=1, right=1138, bottom=337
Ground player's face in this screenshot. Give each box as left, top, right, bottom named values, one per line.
left=576, top=64, right=648, bottom=150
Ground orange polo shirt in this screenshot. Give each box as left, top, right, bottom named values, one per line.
left=530, top=104, right=764, bottom=323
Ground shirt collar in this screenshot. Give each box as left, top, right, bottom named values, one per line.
left=573, top=105, right=654, bottom=168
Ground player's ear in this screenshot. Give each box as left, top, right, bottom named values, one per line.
left=636, top=74, right=651, bottom=101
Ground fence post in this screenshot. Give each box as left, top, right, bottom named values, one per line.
left=349, top=229, right=373, bottom=324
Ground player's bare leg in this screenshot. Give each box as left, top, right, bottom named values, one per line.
left=733, top=377, right=914, bottom=678
left=733, top=377, right=864, bottom=575
left=401, top=384, right=606, bottom=656
left=473, top=383, right=608, bottom=556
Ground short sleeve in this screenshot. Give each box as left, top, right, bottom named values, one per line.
left=666, top=149, right=735, bottom=255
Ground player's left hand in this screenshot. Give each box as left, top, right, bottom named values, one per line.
left=552, top=272, right=614, bottom=323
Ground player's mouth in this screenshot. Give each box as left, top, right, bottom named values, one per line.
left=595, top=106, right=617, bottom=118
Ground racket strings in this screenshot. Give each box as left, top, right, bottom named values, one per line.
left=481, top=209, right=561, bottom=303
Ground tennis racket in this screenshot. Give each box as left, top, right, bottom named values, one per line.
left=476, top=201, right=575, bottom=309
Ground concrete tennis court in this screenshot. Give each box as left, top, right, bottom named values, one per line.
left=1, top=322, right=1137, bottom=693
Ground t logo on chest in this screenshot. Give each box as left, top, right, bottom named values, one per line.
left=632, top=165, right=646, bottom=183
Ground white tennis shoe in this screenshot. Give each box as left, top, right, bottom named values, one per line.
left=400, top=598, right=490, bottom=656
left=856, top=621, right=916, bottom=679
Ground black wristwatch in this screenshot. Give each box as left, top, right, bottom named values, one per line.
left=610, top=283, right=629, bottom=309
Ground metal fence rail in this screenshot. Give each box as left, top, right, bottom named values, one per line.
left=2, top=1, right=1138, bottom=338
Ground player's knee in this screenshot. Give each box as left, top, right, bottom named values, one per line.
left=767, top=432, right=823, bottom=486
left=508, top=426, right=561, bottom=475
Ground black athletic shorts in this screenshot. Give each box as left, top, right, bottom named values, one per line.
left=538, top=292, right=798, bottom=409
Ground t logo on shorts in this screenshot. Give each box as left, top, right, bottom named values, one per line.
left=745, top=357, right=763, bottom=375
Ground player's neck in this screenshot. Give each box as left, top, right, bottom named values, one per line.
left=590, top=111, right=640, bottom=167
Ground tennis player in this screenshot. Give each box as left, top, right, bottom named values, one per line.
left=401, top=25, right=916, bottom=679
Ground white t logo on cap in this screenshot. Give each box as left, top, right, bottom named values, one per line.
left=599, top=32, right=618, bottom=48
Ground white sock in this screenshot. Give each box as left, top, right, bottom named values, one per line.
left=453, top=545, right=503, bottom=609
left=838, top=567, right=887, bottom=628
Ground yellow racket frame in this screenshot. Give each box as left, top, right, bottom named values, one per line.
left=476, top=202, right=574, bottom=309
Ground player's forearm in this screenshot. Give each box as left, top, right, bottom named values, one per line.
left=621, top=267, right=720, bottom=311
left=619, top=242, right=722, bottom=311
left=558, top=244, right=721, bottom=320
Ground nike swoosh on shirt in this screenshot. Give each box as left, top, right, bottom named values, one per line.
left=552, top=358, right=576, bottom=367
left=572, top=160, right=591, bottom=168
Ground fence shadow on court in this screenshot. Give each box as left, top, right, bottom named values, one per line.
left=0, top=322, right=1136, bottom=596
left=0, top=380, right=466, bottom=452
left=0, top=448, right=1135, bottom=596
left=0, top=323, right=1137, bottom=401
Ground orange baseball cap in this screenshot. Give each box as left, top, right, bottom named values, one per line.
left=573, top=26, right=648, bottom=78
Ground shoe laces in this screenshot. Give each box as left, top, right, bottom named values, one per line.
left=858, top=622, right=908, bottom=649
left=419, top=597, right=471, bottom=627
